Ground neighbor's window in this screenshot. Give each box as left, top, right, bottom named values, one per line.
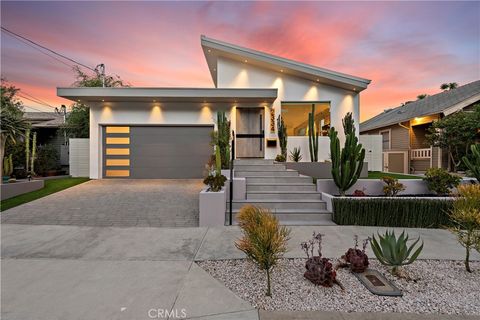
left=380, top=130, right=390, bottom=150
left=280, top=102, right=330, bottom=136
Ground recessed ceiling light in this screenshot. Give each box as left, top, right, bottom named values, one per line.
left=77, top=99, right=81, bottom=102
left=244, top=59, right=248, bottom=63
left=316, top=79, right=320, bottom=82
left=280, top=69, right=284, bottom=72
left=102, top=99, right=105, bottom=102
left=353, top=88, right=356, bottom=91
left=208, top=49, right=211, bottom=53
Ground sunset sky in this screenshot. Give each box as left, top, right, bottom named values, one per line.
left=1, top=1, right=479, bottom=121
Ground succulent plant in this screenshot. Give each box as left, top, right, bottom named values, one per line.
left=301, top=232, right=343, bottom=289
left=371, top=230, right=423, bottom=276
left=342, top=235, right=370, bottom=273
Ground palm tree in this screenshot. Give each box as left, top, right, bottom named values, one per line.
left=440, top=82, right=458, bottom=91
left=1, top=80, right=30, bottom=176
left=417, top=94, right=428, bottom=100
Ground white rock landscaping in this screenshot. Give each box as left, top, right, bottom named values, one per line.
left=198, top=258, right=480, bottom=315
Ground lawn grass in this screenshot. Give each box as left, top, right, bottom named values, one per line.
left=367, top=171, right=422, bottom=180
left=1, top=177, right=89, bottom=211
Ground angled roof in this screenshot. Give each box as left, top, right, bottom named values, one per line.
left=24, top=112, right=64, bottom=128
left=201, top=35, right=371, bottom=92
left=360, top=80, right=480, bottom=132
left=57, top=87, right=277, bottom=103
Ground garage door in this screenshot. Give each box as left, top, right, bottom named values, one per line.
left=103, top=125, right=213, bottom=178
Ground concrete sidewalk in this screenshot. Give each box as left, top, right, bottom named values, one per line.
left=2, top=224, right=479, bottom=320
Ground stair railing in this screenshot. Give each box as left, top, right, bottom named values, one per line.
left=229, top=130, right=235, bottom=225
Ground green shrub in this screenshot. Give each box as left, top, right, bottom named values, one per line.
left=275, top=154, right=286, bottom=162
left=463, top=144, right=480, bottom=182
left=34, top=145, right=59, bottom=176
left=235, top=205, right=290, bottom=297
left=423, top=168, right=461, bottom=195
left=381, top=176, right=405, bottom=197
left=332, top=198, right=453, bottom=228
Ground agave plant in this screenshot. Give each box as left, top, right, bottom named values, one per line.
left=370, top=230, right=423, bottom=276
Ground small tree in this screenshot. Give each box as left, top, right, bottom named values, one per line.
left=1, top=79, right=29, bottom=176
left=235, top=205, right=290, bottom=297
left=63, top=66, right=129, bottom=139
left=329, top=113, right=365, bottom=196
left=426, top=105, right=480, bottom=172
left=449, top=184, right=480, bottom=273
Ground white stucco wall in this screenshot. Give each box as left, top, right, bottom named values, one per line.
left=89, top=102, right=233, bottom=179
left=217, top=57, right=360, bottom=161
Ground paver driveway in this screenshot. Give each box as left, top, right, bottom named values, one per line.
left=1, top=179, right=204, bottom=227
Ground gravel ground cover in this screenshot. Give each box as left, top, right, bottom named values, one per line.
left=198, top=259, right=480, bottom=315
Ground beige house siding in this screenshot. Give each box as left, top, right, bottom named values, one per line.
left=363, top=123, right=410, bottom=151
left=411, top=159, right=430, bottom=172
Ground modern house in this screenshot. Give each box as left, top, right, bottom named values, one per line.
left=360, top=80, right=480, bottom=173
left=58, top=35, right=371, bottom=179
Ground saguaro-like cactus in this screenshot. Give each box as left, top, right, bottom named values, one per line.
left=25, top=128, right=30, bottom=173
left=329, top=112, right=365, bottom=196
left=277, top=115, right=287, bottom=158
left=31, top=132, right=37, bottom=175
left=216, top=112, right=231, bottom=169
left=308, top=104, right=319, bottom=162
left=463, top=144, right=480, bottom=182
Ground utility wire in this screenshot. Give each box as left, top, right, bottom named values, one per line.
left=2, top=31, right=75, bottom=70
left=20, top=91, right=56, bottom=109
left=1, top=26, right=96, bottom=72
left=17, top=93, right=55, bottom=109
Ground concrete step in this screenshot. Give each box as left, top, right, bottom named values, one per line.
left=228, top=199, right=327, bottom=210
left=236, top=170, right=299, bottom=177
left=247, top=183, right=317, bottom=192
left=234, top=164, right=286, bottom=171
left=234, top=159, right=274, bottom=165
left=225, top=209, right=334, bottom=226
left=247, top=191, right=321, bottom=200
left=246, top=176, right=313, bottom=184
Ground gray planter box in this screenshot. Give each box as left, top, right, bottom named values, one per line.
left=199, top=188, right=226, bottom=227
left=286, top=162, right=368, bottom=179
left=1, top=180, right=44, bottom=200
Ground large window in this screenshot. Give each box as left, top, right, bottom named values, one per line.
left=280, top=102, right=331, bottom=136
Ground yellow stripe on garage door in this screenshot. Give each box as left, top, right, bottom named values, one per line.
left=106, top=148, right=130, bottom=155
left=105, top=159, right=130, bottom=166
left=106, top=126, right=130, bottom=134
left=105, top=170, right=130, bottom=177
left=106, top=137, right=130, bottom=144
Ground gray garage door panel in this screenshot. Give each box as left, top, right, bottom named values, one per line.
left=104, top=126, right=213, bottom=179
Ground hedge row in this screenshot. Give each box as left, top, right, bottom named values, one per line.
left=332, top=198, right=453, bottom=228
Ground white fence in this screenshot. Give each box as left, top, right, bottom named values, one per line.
left=411, top=148, right=432, bottom=159
left=69, top=138, right=89, bottom=177
left=359, top=135, right=382, bottom=171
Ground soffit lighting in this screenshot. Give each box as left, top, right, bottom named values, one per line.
left=244, top=59, right=248, bottom=63
left=280, top=69, right=284, bottom=72
left=316, top=79, right=320, bottom=82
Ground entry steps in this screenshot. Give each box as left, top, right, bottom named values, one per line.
left=226, top=159, right=334, bottom=226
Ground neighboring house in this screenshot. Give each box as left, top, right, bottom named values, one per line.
left=57, top=35, right=371, bottom=179
left=24, top=112, right=69, bottom=169
left=360, top=80, right=480, bottom=174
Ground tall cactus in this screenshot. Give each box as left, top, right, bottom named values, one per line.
left=216, top=111, right=231, bottom=169
left=329, top=112, right=365, bottom=196
left=463, top=144, right=480, bottom=182
left=215, top=144, right=222, bottom=176
left=31, top=132, right=37, bottom=175
left=277, top=115, right=288, bottom=158
left=308, top=104, right=319, bottom=162
left=25, top=128, right=30, bottom=173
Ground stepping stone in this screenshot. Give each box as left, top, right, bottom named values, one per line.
left=353, top=268, right=402, bottom=296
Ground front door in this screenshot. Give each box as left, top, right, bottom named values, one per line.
left=236, top=108, right=264, bottom=158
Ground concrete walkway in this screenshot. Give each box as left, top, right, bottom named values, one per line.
left=2, top=224, right=479, bottom=320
